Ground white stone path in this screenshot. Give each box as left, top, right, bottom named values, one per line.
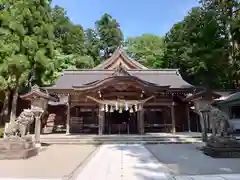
left=75, top=144, right=171, bottom=180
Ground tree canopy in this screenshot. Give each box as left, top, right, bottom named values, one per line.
left=125, top=34, right=165, bottom=68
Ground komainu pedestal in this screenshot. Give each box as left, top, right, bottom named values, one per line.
left=203, top=136, right=240, bottom=158
left=0, top=136, right=39, bottom=160
left=200, top=104, right=240, bottom=158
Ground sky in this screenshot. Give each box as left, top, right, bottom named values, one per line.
left=51, top=0, right=199, bottom=38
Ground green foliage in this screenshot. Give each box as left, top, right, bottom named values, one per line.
left=125, top=34, right=166, bottom=68
left=164, top=1, right=240, bottom=89
left=0, top=0, right=55, bottom=87
left=96, top=13, right=123, bottom=59
left=84, top=28, right=101, bottom=65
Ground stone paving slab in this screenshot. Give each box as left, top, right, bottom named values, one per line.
left=75, top=144, right=171, bottom=180
left=0, top=144, right=97, bottom=179
left=146, top=144, right=240, bottom=175
left=0, top=179, right=60, bottom=180
left=175, top=174, right=240, bottom=180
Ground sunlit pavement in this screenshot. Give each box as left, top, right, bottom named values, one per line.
left=175, top=174, right=240, bottom=180
left=75, top=144, right=171, bottom=180
left=0, top=144, right=240, bottom=180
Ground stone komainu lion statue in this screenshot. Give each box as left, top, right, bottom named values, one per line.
left=5, top=109, right=35, bottom=137
left=201, top=104, right=234, bottom=136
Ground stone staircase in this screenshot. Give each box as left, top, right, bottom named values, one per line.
left=39, top=134, right=202, bottom=145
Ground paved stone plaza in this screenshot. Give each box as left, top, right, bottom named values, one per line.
left=146, top=144, right=240, bottom=175
left=0, top=144, right=97, bottom=179
left=74, top=144, right=240, bottom=180
left=1, top=144, right=240, bottom=179
left=75, top=144, right=171, bottom=180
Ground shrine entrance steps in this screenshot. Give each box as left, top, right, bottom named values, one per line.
left=39, top=133, right=203, bottom=145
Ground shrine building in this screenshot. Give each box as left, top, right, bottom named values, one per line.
left=46, top=48, right=198, bottom=135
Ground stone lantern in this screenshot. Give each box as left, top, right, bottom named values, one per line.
left=20, top=85, right=58, bottom=145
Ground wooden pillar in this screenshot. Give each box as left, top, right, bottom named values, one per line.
left=186, top=104, right=191, bottom=132
left=139, top=104, right=144, bottom=135
left=171, top=102, right=176, bottom=134
left=102, top=110, right=105, bottom=134
left=35, top=115, right=41, bottom=144
left=98, top=106, right=104, bottom=135
left=66, top=94, right=70, bottom=135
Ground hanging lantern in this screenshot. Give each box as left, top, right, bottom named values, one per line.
left=110, top=106, right=114, bottom=113
left=138, top=104, right=142, bottom=110
left=125, top=102, right=129, bottom=111
left=101, top=105, right=105, bottom=111
left=129, top=107, right=134, bottom=113
left=115, top=101, right=118, bottom=110
left=135, top=104, right=138, bottom=111
left=105, top=104, right=109, bottom=112
left=119, top=107, right=122, bottom=113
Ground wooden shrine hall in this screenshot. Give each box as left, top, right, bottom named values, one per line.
left=46, top=48, right=196, bottom=135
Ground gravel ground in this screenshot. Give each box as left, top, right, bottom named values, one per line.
left=145, top=144, right=240, bottom=176
left=0, top=144, right=97, bottom=179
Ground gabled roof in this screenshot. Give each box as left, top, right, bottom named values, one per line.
left=73, top=64, right=170, bottom=91
left=93, top=47, right=148, bottom=70
left=48, top=48, right=194, bottom=91
left=48, top=69, right=193, bottom=90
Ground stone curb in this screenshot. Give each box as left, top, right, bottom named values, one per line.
left=63, top=145, right=101, bottom=180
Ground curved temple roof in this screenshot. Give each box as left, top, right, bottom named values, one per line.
left=73, top=63, right=170, bottom=91
left=48, top=48, right=194, bottom=92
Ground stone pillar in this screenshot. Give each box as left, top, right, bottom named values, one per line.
left=139, top=104, right=144, bottom=135
left=186, top=104, right=191, bottom=132
left=200, top=112, right=208, bottom=142
left=66, top=95, right=70, bottom=135
left=171, top=102, right=176, bottom=134
left=35, top=115, right=41, bottom=144
left=212, top=117, right=216, bottom=136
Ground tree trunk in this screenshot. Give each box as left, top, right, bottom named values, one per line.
left=0, top=90, right=11, bottom=124
left=10, top=88, right=19, bottom=123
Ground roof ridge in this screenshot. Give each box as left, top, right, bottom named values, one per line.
left=93, top=47, right=148, bottom=70
left=63, top=68, right=179, bottom=72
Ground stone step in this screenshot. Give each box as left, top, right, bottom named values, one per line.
left=40, top=137, right=202, bottom=145
left=40, top=135, right=202, bottom=139
left=40, top=141, right=202, bottom=145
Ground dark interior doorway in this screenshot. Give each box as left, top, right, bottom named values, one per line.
left=104, top=110, right=138, bottom=134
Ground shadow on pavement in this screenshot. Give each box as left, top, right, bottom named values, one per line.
left=145, top=144, right=240, bottom=176
left=109, top=144, right=172, bottom=180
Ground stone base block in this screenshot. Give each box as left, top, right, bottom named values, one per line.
left=0, top=136, right=39, bottom=160
left=0, top=147, right=39, bottom=160
left=203, top=146, right=240, bottom=158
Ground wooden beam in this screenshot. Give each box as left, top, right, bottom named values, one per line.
left=144, top=102, right=173, bottom=106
